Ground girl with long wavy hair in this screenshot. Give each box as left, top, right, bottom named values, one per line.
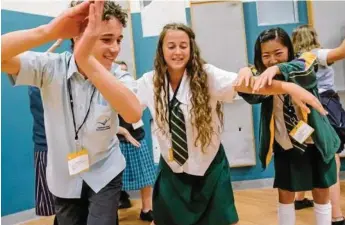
left=136, top=23, right=326, bottom=225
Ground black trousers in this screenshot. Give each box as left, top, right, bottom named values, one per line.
left=54, top=173, right=122, bottom=225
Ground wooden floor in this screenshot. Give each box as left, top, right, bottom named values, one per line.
left=22, top=182, right=345, bottom=225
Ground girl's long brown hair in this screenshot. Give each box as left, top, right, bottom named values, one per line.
left=153, top=23, right=223, bottom=152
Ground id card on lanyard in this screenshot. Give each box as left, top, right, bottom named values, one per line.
left=280, top=95, right=314, bottom=144
left=66, top=78, right=96, bottom=175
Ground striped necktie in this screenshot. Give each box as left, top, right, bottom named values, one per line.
left=283, top=95, right=307, bottom=153
left=170, top=98, right=189, bottom=165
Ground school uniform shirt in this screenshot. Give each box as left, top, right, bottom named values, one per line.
left=312, top=48, right=335, bottom=93
left=273, top=94, right=314, bottom=150
left=274, top=48, right=334, bottom=150
left=239, top=52, right=340, bottom=169
left=135, top=64, right=238, bottom=176
left=9, top=51, right=135, bottom=198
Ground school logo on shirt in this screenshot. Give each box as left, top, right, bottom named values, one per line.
left=96, top=116, right=111, bottom=131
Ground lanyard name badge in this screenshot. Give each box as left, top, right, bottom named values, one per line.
left=281, top=95, right=314, bottom=144
left=67, top=78, right=96, bottom=176
left=167, top=73, right=182, bottom=162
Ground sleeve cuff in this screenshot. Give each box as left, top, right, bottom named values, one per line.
left=317, top=49, right=332, bottom=67
left=14, top=52, right=39, bottom=87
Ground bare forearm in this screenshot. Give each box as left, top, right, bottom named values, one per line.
left=46, top=43, right=60, bottom=53
left=235, top=79, right=291, bottom=95
left=327, top=39, right=345, bottom=64
left=81, top=57, right=142, bottom=123
left=1, top=25, right=52, bottom=62
left=46, top=39, right=63, bottom=53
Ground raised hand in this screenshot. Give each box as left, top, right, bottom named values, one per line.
left=74, top=1, right=105, bottom=59
left=45, top=1, right=91, bottom=40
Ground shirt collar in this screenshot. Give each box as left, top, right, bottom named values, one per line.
left=166, top=70, right=190, bottom=105
left=67, top=55, right=118, bottom=80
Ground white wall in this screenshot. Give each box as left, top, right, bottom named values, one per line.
left=2, top=0, right=130, bottom=17
left=312, top=1, right=345, bottom=91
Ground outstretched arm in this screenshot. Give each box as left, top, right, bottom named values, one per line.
left=208, top=64, right=327, bottom=116
left=325, top=39, right=345, bottom=65
left=1, top=1, right=90, bottom=75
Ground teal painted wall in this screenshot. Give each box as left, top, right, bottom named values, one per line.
left=1, top=10, right=70, bottom=216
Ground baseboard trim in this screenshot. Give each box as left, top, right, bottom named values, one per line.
left=3, top=172, right=345, bottom=225
left=231, top=171, right=345, bottom=190
left=1, top=208, right=38, bottom=225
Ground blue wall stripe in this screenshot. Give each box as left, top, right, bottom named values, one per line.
left=1, top=9, right=71, bottom=216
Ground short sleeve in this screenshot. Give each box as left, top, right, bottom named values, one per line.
left=316, top=49, right=332, bottom=67
left=204, top=64, right=238, bottom=102
left=135, top=72, right=153, bottom=109
left=12, top=51, right=59, bottom=88
left=114, top=66, right=137, bottom=93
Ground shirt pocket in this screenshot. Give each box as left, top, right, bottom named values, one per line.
left=92, top=104, right=115, bottom=133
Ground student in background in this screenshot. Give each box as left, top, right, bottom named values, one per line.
left=135, top=23, right=326, bottom=225
left=292, top=25, right=345, bottom=225
left=116, top=60, right=155, bottom=222
left=31, top=39, right=62, bottom=224
left=238, top=27, right=340, bottom=225
left=7, top=39, right=63, bottom=224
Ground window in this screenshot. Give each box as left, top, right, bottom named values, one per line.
left=257, top=1, right=299, bottom=26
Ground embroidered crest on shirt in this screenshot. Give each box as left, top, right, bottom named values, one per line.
left=96, top=116, right=111, bottom=131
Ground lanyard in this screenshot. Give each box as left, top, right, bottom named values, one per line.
left=278, top=94, right=293, bottom=110
left=67, top=78, right=96, bottom=141
left=167, top=73, right=183, bottom=133
left=278, top=95, right=298, bottom=125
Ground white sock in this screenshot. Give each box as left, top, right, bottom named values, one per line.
left=314, top=202, right=332, bottom=225
left=278, top=203, right=296, bottom=225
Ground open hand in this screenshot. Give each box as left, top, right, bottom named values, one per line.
left=286, top=83, right=327, bottom=116
left=45, top=1, right=91, bottom=40
left=123, top=130, right=141, bottom=148
left=252, top=66, right=280, bottom=92
left=233, top=67, right=253, bottom=87
left=74, top=1, right=104, bottom=59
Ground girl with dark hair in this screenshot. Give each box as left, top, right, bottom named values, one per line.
left=237, top=27, right=340, bottom=225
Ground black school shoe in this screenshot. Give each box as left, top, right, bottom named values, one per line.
left=118, top=191, right=132, bottom=209
left=332, top=218, right=345, bottom=225
left=140, top=210, right=154, bottom=222
left=294, top=198, right=314, bottom=210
